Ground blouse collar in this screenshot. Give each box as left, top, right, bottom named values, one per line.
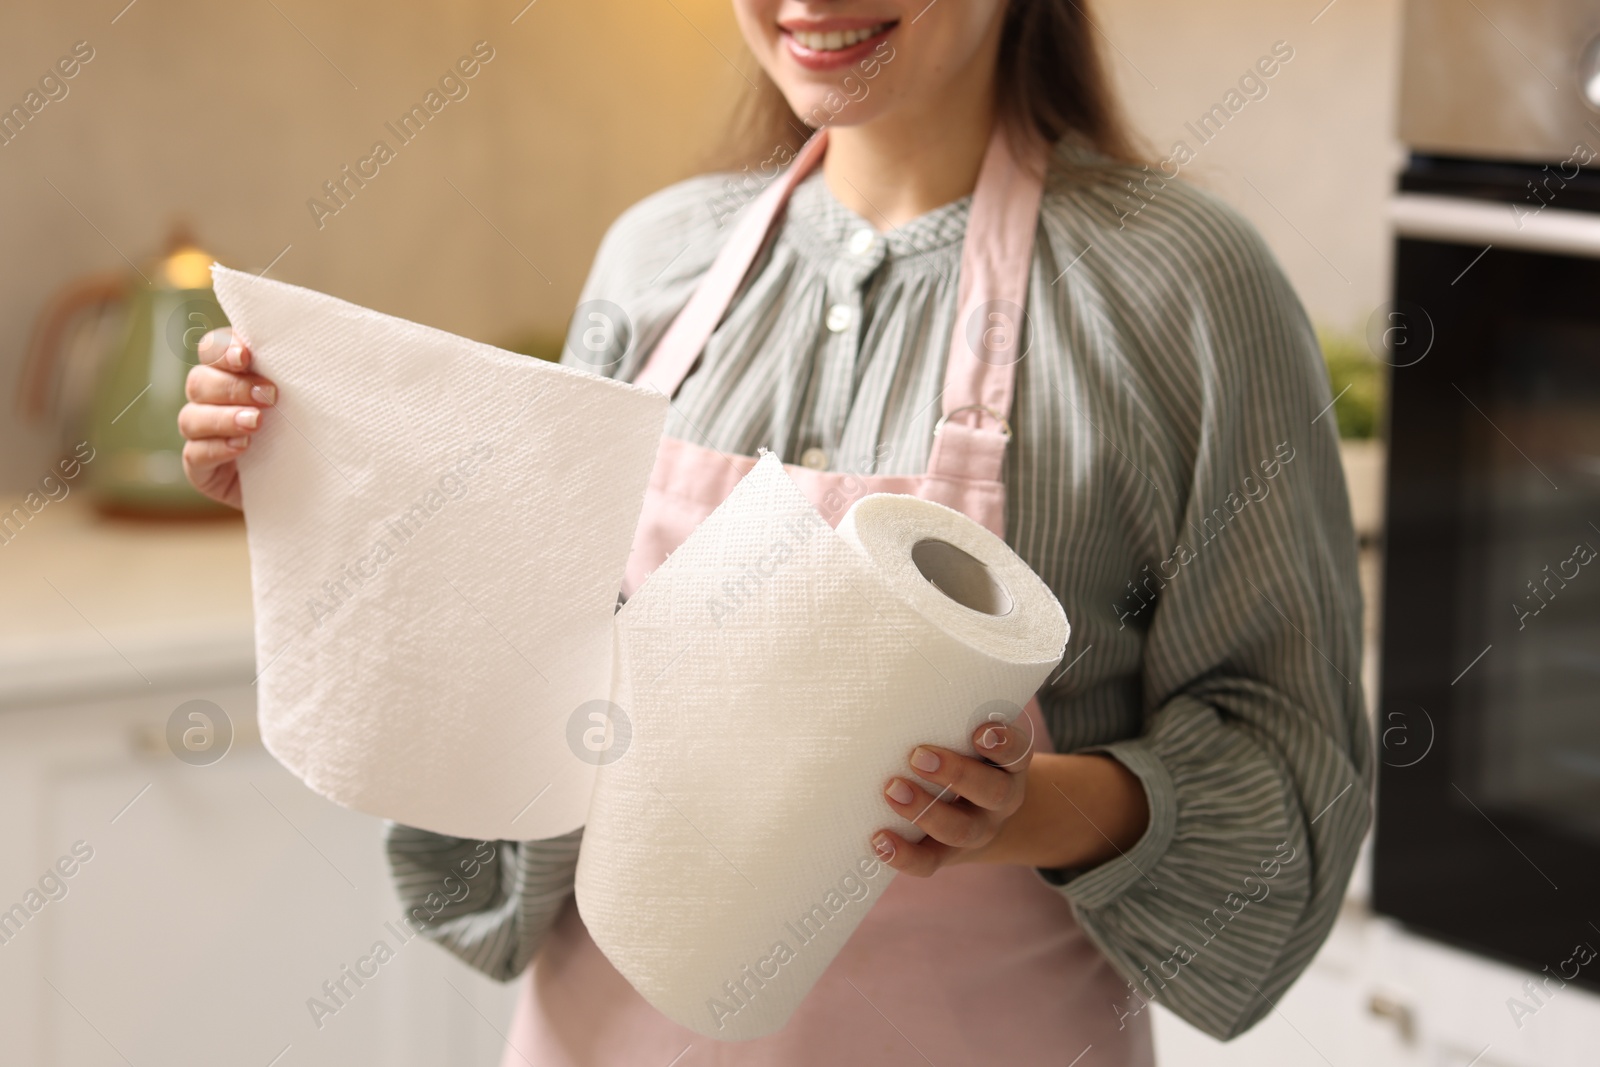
left=782, top=168, right=971, bottom=270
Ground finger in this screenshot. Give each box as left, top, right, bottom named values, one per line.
left=177, top=401, right=262, bottom=440
left=196, top=328, right=251, bottom=372
left=971, top=718, right=1035, bottom=774
left=183, top=435, right=249, bottom=472
left=883, top=775, right=992, bottom=848
left=185, top=363, right=277, bottom=406
left=907, top=745, right=1021, bottom=812
left=870, top=831, right=947, bottom=878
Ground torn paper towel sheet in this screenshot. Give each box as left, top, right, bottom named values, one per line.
left=211, top=264, right=668, bottom=842
left=577, top=453, right=1069, bottom=1040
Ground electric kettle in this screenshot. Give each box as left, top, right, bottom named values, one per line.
left=21, top=226, right=231, bottom=515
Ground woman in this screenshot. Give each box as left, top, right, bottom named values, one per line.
left=180, top=1, right=1371, bottom=1063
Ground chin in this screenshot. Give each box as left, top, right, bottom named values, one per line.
left=735, top=0, right=1001, bottom=132
left=765, top=15, right=904, bottom=130
left=786, top=87, right=894, bottom=131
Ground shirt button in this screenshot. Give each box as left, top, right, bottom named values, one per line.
left=825, top=304, right=854, bottom=332
left=800, top=447, right=829, bottom=470
left=848, top=228, right=876, bottom=256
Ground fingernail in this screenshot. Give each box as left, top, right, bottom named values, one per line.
left=885, top=778, right=914, bottom=804
left=873, top=834, right=896, bottom=860
left=910, top=747, right=940, bottom=773
left=234, top=408, right=259, bottom=429
left=226, top=345, right=245, bottom=370
left=227, top=436, right=249, bottom=449
left=251, top=384, right=276, bottom=405
left=978, top=726, right=1005, bottom=750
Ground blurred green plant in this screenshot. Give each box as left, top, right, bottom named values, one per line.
left=499, top=331, right=565, bottom=363
left=1316, top=326, right=1384, bottom=440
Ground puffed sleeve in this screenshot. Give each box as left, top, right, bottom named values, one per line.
left=382, top=823, right=583, bottom=981
left=1035, top=175, right=1374, bottom=1040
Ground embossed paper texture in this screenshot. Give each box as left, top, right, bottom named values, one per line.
left=214, top=264, right=667, bottom=842
left=580, top=456, right=1068, bottom=1039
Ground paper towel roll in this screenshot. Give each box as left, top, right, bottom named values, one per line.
left=211, top=265, right=667, bottom=841
left=578, top=453, right=1068, bottom=1040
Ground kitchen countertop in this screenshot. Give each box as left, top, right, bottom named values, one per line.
left=0, top=498, right=254, bottom=708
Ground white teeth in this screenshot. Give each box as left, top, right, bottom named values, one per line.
left=794, top=23, right=889, bottom=51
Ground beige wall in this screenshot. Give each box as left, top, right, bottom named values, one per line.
left=0, top=0, right=1402, bottom=489
left=0, top=0, right=747, bottom=487
left=1098, top=0, right=1406, bottom=332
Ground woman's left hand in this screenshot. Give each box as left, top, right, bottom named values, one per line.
left=872, top=717, right=1151, bottom=877
left=872, top=718, right=1033, bottom=876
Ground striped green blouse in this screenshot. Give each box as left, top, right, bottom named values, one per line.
left=384, top=148, right=1373, bottom=1041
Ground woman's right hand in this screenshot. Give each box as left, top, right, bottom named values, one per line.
left=179, top=327, right=277, bottom=509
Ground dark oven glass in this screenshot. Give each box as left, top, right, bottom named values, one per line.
left=1374, top=164, right=1600, bottom=989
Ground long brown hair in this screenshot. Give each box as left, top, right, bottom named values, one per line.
left=713, top=0, right=1145, bottom=171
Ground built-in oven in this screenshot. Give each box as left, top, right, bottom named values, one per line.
left=1373, top=0, right=1600, bottom=991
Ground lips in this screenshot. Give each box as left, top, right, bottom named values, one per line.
left=779, top=18, right=898, bottom=71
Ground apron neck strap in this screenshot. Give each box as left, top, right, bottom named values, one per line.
left=938, top=126, right=1044, bottom=432
left=634, top=124, right=1046, bottom=434
left=634, top=130, right=831, bottom=396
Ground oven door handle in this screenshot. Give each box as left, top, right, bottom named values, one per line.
left=1392, top=193, right=1600, bottom=260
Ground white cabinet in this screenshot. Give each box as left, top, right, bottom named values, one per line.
left=1152, top=903, right=1600, bottom=1067
left=0, top=681, right=519, bottom=1066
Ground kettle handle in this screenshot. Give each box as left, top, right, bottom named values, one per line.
left=18, top=271, right=129, bottom=421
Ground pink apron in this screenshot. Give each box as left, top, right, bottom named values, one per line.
left=500, top=128, right=1154, bottom=1067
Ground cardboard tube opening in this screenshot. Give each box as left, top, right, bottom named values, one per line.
left=911, top=538, right=1014, bottom=617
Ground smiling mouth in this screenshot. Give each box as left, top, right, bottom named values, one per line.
left=786, top=21, right=897, bottom=52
